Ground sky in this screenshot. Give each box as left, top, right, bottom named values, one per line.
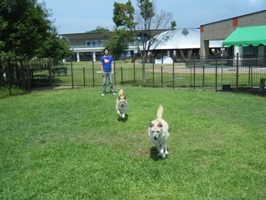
left=38, top=0, right=266, bottom=34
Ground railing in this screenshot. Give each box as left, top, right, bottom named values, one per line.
left=1, top=55, right=266, bottom=95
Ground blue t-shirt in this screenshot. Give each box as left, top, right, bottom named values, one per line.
left=100, top=55, right=114, bottom=72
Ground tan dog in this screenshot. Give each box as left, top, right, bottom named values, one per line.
left=148, top=105, right=169, bottom=158
left=116, top=89, right=127, bottom=118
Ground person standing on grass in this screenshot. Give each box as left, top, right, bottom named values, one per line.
left=100, top=48, right=116, bottom=96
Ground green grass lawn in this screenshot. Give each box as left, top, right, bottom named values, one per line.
left=0, top=87, right=266, bottom=199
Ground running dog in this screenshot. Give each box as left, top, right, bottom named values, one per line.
left=116, top=89, right=127, bottom=118
left=148, top=105, right=169, bottom=158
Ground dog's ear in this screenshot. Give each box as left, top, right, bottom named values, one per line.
left=158, top=122, right=162, bottom=127
left=124, top=96, right=126, bottom=100
left=149, top=123, right=154, bottom=127
left=118, top=96, right=121, bottom=100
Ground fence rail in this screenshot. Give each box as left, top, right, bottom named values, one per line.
left=1, top=55, right=266, bottom=94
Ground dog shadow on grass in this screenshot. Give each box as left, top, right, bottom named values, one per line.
left=117, top=114, right=128, bottom=123
left=150, top=147, right=161, bottom=161
left=150, top=147, right=169, bottom=161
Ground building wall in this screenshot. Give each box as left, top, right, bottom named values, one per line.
left=200, top=10, right=266, bottom=57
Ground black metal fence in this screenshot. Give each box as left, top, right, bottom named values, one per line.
left=1, top=54, right=266, bottom=94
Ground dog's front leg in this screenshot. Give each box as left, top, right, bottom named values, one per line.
left=116, top=109, right=121, bottom=116
left=155, top=144, right=163, bottom=157
left=164, top=144, right=168, bottom=155
left=159, top=147, right=166, bottom=158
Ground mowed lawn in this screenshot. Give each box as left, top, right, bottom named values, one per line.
left=0, top=86, right=265, bottom=199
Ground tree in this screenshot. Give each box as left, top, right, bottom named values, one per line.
left=104, top=28, right=131, bottom=60
left=113, top=0, right=176, bottom=84
left=87, top=26, right=110, bottom=33
left=0, top=0, right=52, bottom=64
left=36, top=27, right=71, bottom=64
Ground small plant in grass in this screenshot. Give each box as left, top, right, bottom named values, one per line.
left=0, top=85, right=27, bottom=98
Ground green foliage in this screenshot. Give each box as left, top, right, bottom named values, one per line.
left=0, top=87, right=266, bottom=199
left=104, top=28, right=130, bottom=59
left=36, top=28, right=71, bottom=63
left=171, top=20, right=176, bottom=30
left=112, top=0, right=176, bottom=84
left=139, top=0, right=154, bottom=20
left=0, top=0, right=52, bottom=61
left=113, top=1, right=135, bottom=29
left=0, top=85, right=27, bottom=98
left=0, top=0, right=70, bottom=66
left=87, top=26, right=110, bottom=33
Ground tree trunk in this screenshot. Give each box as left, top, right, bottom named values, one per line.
left=0, top=62, right=4, bottom=86
left=7, top=60, right=13, bottom=95
left=0, top=71, right=4, bottom=86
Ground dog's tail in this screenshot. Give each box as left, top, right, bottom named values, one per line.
left=119, top=89, right=124, bottom=96
left=157, top=105, right=163, bottom=119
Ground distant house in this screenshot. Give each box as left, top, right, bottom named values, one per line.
left=60, top=30, right=164, bottom=62
left=60, top=10, right=266, bottom=63
left=200, top=9, right=266, bottom=60
left=60, top=28, right=222, bottom=63
left=60, top=31, right=110, bottom=62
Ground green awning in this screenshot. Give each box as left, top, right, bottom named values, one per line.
left=222, top=25, right=266, bottom=47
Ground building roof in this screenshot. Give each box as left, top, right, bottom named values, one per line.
left=201, top=9, right=266, bottom=26
left=150, top=28, right=222, bottom=50
left=222, top=25, right=266, bottom=47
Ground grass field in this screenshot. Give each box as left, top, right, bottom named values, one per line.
left=0, top=86, right=266, bottom=199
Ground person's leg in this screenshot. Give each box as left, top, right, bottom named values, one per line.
left=107, top=72, right=115, bottom=94
left=102, top=72, right=107, bottom=95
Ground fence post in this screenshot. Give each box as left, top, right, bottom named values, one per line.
left=202, top=65, right=205, bottom=87
left=120, top=67, right=123, bottom=84
left=161, top=66, right=163, bottom=87
left=259, top=78, right=265, bottom=92
left=172, top=59, right=175, bottom=89
left=215, top=53, right=218, bottom=92
left=71, top=56, right=74, bottom=88
left=92, top=60, right=95, bottom=87
left=190, top=61, right=192, bottom=88
left=133, top=61, right=136, bottom=86
left=7, top=60, right=11, bottom=95
left=193, top=53, right=196, bottom=90
left=83, top=67, right=85, bottom=86
left=152, top=63, right=155, bottom=87
left=221, top=55, right=224, bottom=86
left=248, top=65, right=251, bottom=86
left=26, top=60, right=31, bottom=93
left=114, top=60, right=116, bottom=85
left=236, top=53, right=239, bottom=93
left=250, top=65, right=253, bottom=86
left=49, top=57, right=53, bottom=90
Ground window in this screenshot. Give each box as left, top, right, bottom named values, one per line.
left=243, top=46, right=257, bottom=56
